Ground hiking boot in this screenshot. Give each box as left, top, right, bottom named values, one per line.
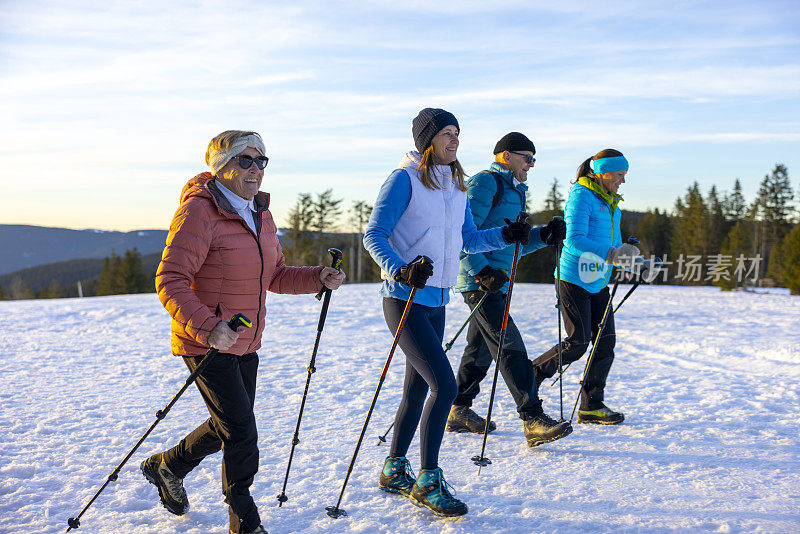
left=409, top=468, right=468, bottom=517
left=523, top=412, right=573, bottom=447
left=446, top=405, right=496, bottom=434
left=231, top=526, right=268, bottom=534
left=578, top=403, right=625, bottom=425
left=140, top=453, right=189, bottom=515
left=378, top=456, right=416, bottom=496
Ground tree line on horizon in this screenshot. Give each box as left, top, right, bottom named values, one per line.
left=2, top=163, right=798, bottom=300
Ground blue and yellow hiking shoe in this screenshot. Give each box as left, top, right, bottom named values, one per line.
left=378, top=456, right=416, bottom=496
left=409, top=468, right=468, bottom=517
left=578, top=403, right=625, bottom=425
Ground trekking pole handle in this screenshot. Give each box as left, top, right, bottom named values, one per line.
left=316, top=248, right=344, bottom=300
left=227, top=313, right=253, bottom=331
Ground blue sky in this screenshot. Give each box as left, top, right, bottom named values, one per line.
left=1, top=0, right=798, bottom=231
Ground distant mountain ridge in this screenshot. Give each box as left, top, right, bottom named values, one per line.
left=0, top=224, right=169, bottom=276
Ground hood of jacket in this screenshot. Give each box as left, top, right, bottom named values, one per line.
left=398, top=151, right=456, bottom=190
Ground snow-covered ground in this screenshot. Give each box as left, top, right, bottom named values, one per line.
left=1, top=284, right=799, bottom=534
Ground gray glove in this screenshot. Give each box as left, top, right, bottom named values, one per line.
left=606, top=243, right=640, bottom=266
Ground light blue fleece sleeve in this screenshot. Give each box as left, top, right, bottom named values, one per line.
left=461, top=199, right=507, bottom=254
left=363, top=169, right=411, bottom=280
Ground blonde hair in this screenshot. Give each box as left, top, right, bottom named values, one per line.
left=205, top=130, right=265, bottom=173
left=416, top=146, right=468, bottom=192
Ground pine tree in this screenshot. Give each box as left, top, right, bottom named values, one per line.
left=753, top=164, right=795, bottom=280
left=40, top=279, right=64, bottom=299
left=97, top=252, right=122, bottom=296
left=9, top=277, right=35, bottom=299
left=543, top=177, right=565, bottom=213
left=118, top=248, right=150, bottom=293
left=717, top=219, right=755, bottom=290
left=312, top=189, right=343, bottom=263
left=285, top=193, right=316, bottom=266
left=635, top=208, right=672, bottom=259
left=671, top=183, right=710, bottom=284
left=723, top=178, right=746, bottom=223
left=348, top=200, right=373, bottom=282
left=706, top=185, right=728, bottom=254
left=0, top=285, right=5, bottom=300
left=777, top=223, right=800, bottom=294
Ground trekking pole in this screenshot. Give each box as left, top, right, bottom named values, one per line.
left=326, top=256, right=431, bottom=519
left=567, top=276, right=619, bottom=424
left=66, top=313, right=252, bottom=532
left=471, top=211, right=527, bottom=474
left=277, top=248, right=343, bottom=507
left=375, top=291, right=489, bottom=446
left=555, top=239, right=565, bottom=421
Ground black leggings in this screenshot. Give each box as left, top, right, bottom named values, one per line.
left=532, top=281, right=616, bottom=410
left=383, top=298, right=457, bottom=470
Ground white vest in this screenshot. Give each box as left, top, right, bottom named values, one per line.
left=384, top=152, right=467, bottom=288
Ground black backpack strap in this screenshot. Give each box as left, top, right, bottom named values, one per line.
left=485, top=171, right=504, bottom=210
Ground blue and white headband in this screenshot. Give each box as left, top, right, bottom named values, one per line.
left=591, top=155, right=629, bottom=174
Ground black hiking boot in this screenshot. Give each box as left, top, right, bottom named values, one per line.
left=523, top=412, right=573, bottom=447
left=409, top=468, right=468, bottom=517
left=578, top=403, right=625, bottom=425
left=446, top=405, right=496, bottom=434
left=230, top=526, right=267, bottom=534
left=140, top=453, right=189, bottom=515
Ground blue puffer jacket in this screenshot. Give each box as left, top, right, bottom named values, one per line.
left=557, top=177, right=622, bottom=293
left=455, top=163, right=546, bottom=294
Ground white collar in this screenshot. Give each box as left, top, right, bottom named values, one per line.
left=216, top=180, right=255, bottom=212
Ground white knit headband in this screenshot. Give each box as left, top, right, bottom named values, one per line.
left=207, top=134, right=266, bottom=175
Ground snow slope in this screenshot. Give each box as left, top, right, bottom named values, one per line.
left=1, top=284, right=798, bottom=534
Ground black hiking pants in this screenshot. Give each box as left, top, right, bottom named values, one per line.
left=162, top=352, right=261, bottom=533
left=532, top=281, right=615, bottom=410
left=452, top=290, right=543, bottom=420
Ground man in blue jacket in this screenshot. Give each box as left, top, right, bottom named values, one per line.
left=448, top=132, right=573, bottom=447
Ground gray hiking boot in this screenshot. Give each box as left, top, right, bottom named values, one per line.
left=445, top=405, right=496, bottom=434
left=140, top=453, right=189, bottom=515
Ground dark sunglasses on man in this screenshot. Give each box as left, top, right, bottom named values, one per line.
left=509, top=151, right=535, bottom=166
left=231, top=154, right=269, bottom=170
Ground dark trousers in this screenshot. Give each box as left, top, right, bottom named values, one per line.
left=532, top=281, right=615, bottom=410
left=162, top=352, right=261, bottom=533
left=453, top=290, right=543, bottom=420
left=383, top=298, right=457, bottom=471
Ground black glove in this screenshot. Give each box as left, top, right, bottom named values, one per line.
left=394, top=260, right=434, bottom=289
left=475, top=266, right=509, bottom=293
left=501, top=218, right=532, bottom=245
left=539, top=217, right=567, bottom=246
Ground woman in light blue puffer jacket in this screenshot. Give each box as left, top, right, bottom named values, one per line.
left=532, top=148, right=640, bottom=425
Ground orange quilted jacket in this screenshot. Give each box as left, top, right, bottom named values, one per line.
left=156, top=172, right=323, bottom=356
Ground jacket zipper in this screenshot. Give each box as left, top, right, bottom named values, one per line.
left=244, top=211, right=264, bottom=354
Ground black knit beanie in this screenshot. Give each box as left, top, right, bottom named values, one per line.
left=493, top=132, right=536, bottom=155
left=412, top=108, right=459, bottom=153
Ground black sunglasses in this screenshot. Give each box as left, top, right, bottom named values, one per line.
left=231, top=155, right=269, bottom=170
left=509, top=151, right=536, bottom=166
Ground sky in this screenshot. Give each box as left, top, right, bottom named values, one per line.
left=1, top=0, right=798, bottom=232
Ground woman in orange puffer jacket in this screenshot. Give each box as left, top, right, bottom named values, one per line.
left=140, top=130, right=345, bottom=534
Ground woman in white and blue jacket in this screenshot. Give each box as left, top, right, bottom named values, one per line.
left=363, top=108, right=530, bottom=517
left=532, top=149, right=640, bottom=425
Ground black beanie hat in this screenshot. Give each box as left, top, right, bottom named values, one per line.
left=493, top=132, right=536, bottom=155
left=412, top=108, right=459, bottom=153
